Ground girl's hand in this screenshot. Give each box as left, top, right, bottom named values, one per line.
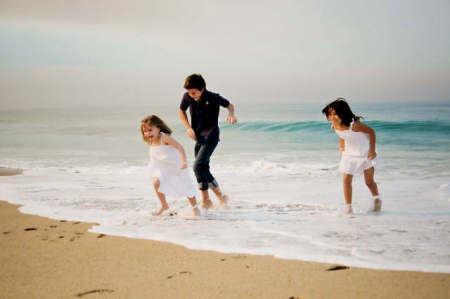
left=186, top=128, right=196, bottom=140
left=368, top=152, right=377, bottom=160
left=180, top=161, right=187, bottom=169
left=226, top=114, right=237, bottom=124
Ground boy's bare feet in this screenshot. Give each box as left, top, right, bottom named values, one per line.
left=202, top=198, right=213, bottom=210
left=219, top=194, right=229, bottom=209
left=152, top=205, right=169, bottom=216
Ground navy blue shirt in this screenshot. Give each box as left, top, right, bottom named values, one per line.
left=180, top=89, right=230, bottom=143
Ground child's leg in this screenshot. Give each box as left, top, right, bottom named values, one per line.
left=152, top=178, right=169, bottom=216
left=363, top=167, right=378, bottom=195
left=364, top=167, right=381, bottom=211
left=211, top=186, right=228, bottom=208
left=193, top=141, right=218, bottom=210
left=200, top=190, right=213, bottom=210
left=343, top=173, right=353, bottom=213
left=187, top=196, right=200, bottom=216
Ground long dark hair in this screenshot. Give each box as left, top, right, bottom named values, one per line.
left=322, top=98, right=361, bottom=126
left=140, top=115, right=172, bottom=143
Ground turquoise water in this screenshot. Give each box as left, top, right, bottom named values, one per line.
left=0, top=100, right=449, bottom=272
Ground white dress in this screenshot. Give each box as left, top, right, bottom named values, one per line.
left=148, top=138, right=197, bottom=198
left=334, top=121, right=379, bottom=175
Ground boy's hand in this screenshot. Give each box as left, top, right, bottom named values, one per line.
left=368, top=152, right=377, bottom=160
left=180, top=161, right=187, bottom=169
left=186, top=128, right=196, bottom=140
left=226, top=115, right=237, bottom=124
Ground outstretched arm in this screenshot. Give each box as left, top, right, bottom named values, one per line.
left=162, top=134, right=188, bottom=169
left=226, top=103, right=237, bottom=124
left=179, top=109, right=196, bottom=141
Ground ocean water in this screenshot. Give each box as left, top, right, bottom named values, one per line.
left=1, top=101, right=449, bottom=273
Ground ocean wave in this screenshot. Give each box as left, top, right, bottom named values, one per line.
left=223, top=120, right=450, bottom=135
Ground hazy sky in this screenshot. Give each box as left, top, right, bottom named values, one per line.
left=1, top=0, right=449, bottom=108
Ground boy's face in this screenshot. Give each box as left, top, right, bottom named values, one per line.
left=187, top=88, right=204, bottom=101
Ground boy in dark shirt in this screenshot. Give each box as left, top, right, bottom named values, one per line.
left=179, top=74, right=237, bottom=209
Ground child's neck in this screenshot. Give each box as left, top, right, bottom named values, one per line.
left=151, top=133, right=162, bottom=146
left=333, top=123, right=349, bottom=130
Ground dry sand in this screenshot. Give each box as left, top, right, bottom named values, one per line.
left=0, top=200, right=448, bottom=299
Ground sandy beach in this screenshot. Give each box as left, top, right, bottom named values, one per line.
left=0, top=200, right=448, bottom=299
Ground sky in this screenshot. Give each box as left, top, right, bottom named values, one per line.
left=0, top=0, right=449, bottom=108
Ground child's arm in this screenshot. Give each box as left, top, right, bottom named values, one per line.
left=161, top=134, right=188, bottom=169
left=339, top=138, right=345, bottom=153
left=225, top=103, right=237, bottom=124
left=354, top=122, right=376, bottom=159
left=179, top=109, right=196, bottom=141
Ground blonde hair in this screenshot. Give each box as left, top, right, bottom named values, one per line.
left=140, top=115, right=172, bottom=143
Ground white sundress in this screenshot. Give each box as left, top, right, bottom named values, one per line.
left=148, top=138, right=197, bottom=198
left=334, top=121, right=379, bottom=175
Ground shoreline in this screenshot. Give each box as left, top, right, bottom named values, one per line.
left=0, top=167, right=23, bottom=176
left=1, top=200, right=449, bottom=299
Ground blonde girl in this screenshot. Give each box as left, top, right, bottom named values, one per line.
left=141, top=115, right=199, bottom=216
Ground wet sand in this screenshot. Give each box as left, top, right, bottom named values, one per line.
left=0, top=167, right=23, bottom=176
left=0, top=200, right=448, bottom=299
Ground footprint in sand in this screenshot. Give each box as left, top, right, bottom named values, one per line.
left=326, top=265, right=349, bottom=271
left=75, top=289, right=114, bottom=297
left=24, top=227, right=37, bottom=231
left=179, top=271, right=192, bottom=275
left=167, top=271, right=192, bottom=279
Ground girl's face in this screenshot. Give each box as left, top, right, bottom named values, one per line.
left=327, top=108, right=343, bottom=127
left=143, top=124, right=161, bottom=140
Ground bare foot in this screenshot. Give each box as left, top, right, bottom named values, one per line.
left=202, top=198, right=213, bottom=210
left=373, top=198, right=382, bottom=212
left=345, top=204, right=353, bottom=214
left=152, top=205, right=169, bottom=216
left=192, top=207, right=201, bottom=216
left=219, top=195, right=229, bottom=209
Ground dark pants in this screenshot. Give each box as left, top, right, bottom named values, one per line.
left=194, top=140, right=219, bottom=191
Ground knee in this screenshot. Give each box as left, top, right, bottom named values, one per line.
left=365, top=179, right=376, bottom=188
left=343, top=174, right=353, bottom=185
left=193, top=160, right=205, bottom=173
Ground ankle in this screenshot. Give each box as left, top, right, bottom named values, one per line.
left=345, top=203, right=353, bottom=213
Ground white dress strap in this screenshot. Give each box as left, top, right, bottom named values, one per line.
left=349, top=120, right=355, bottom=131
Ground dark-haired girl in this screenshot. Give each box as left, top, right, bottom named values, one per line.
left=141, top=115, right=200, bottom=216
left=322, top=98, right=381, bottom=214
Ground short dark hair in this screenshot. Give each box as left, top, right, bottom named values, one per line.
left=322, top=98, right=360, bottom=127
left=184, top=74, right=206, bottom=90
